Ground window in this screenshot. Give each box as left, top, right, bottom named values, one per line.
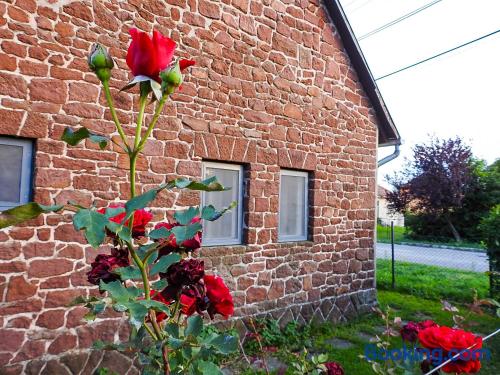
left=0, top=137, right=33, bottom=211
left=202, top=162, right=243, bottom=246
left=279, top=169, right=308, bottom=241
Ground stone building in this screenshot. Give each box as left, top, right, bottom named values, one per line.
left=0, top=0, right=400, bottom=373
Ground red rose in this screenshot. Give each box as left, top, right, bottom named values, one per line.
left=126, top=29, right=195, bottom=82
left=154, top=217, right=202, bottom=254
left=180, top=294, right=197, bottom=316
left=418, top=320, right=438, bottom=330
left=162, top=259, right=205, bottom=287
left=87, top=248, right=129, bottom=286
left=151, top=291, right=171, bottom=323
left=324, top=362, right=344, bottom=375
left=204, top=275, right=234, bottom=319
left=98, top=202, right=152, bottom=238
left=418, top=326, right=483, bottom=374
left=400, top=322, right=420, bottom=343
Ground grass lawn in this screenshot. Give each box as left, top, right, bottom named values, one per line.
left=232, top=261, right=498, bottom=374
left=376, top=259, right=489, bottom=302
left=377, top=224, right=485, bottom=250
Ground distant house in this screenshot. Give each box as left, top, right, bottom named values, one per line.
left=377, top=185, right=405, bottom=226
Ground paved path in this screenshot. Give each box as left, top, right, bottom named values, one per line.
left=376, top=243, right=489, bottom=272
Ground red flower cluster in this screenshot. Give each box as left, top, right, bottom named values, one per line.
left=154, top=217, right=202, bottom=255
left=400, top=320, right=437, bottom=343
left=126, top=28, right=195, bottom=82
left=87, top=248, right=129, bottom=286
left=324, top=362, right=344, bottom=375
left=98, top=202, right=152, bottom=238
left=156, top=259, right=234, bottom=320
left=418, top=326, right=483, bottom=373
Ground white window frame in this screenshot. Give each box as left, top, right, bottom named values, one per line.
left=201, top=161, right=244, bottom=246
left=0, top=137, right=33, bottom=211
left=278, top=169, right=309, bottom=242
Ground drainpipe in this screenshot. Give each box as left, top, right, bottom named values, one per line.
left=377, top=144, right=400, bottom=167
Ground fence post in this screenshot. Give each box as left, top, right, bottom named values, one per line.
left=391, top=220, right=395, bottom=289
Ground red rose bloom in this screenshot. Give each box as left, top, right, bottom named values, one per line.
left=400, top=321, right=420, bottom=343
left=418, top=320, right=438, bottom=330
left=151, top=291, right=171, bottom=323
left=154, top=217, right=202, bottom=254
left=418, top=326, right=483, bottom=374
left=126, top=28, right=195, bottom=82
left=180, top=294, right=197, bottom=316
left=87, top=248, right=129, bottom=286
left=325, top=362, right=344, bottom=375
left=98, top=202, right=152, bottom=238
left=205, top=275, right=234, bottom=319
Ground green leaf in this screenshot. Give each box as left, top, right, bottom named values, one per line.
left=196, top=361, right=222, bottom=375
left=0, top=203, right=63, bottom=229
left=174, top=206, right=200, bottom=225
left=201, top=201, right=237, bottom=221
left=114, top=266, right=142, bottom=280
left=125, top=301, right=149, bottom=330
left=166, top=176, right=228, bottom=191
left=125, top=186, right=166, bottom=218
left=93, top=301, right=106, bottom=315
left=73, top=208, right=108, bottom=248
left=185, top=315, right=203, bottom=338
left=105, top=221, right=132, bottom=243
left=150, top=253, right=180, bottom=276
left=171, top=222, right=202, bottom=244
left=99, top=280, right=131, bottom=303
left=148, top=226, right=171, bottom=240
left=164, top=323, right=179, bottom=339
left=138, top=299, right=170, bottom=314
left=151, top=279, right=168, bottom=291
left=206, top=334, right=238, bottom=354
left=168, top=337, right=184, bottom=350
left=61, top=127, right=108, bottom=150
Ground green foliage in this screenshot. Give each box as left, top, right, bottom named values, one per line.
left=150, top=253, right=181, bottom=276
left=0, top=203, right=63, bottom=229
left=61, top=127, right=108, bottom=150
left=480, top=204, right=500, bottom=299
left=376, top=259, right=488, bottom=302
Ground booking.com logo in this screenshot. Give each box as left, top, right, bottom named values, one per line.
left=364, top=344, right=492, bottom=364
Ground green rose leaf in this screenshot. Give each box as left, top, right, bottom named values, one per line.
left=148, top=226, right=171, bottom=240
left=125, top=301, right=149, bottom=330
left=99, top=280, right=132, bottom=303
left=150, top=253, right=181, bottom=276
left=174, top=206, right=200, bottom=225
left=164, top=322, right=179, bottom=339
left=171, top=221, right=202, bottom=243
left=114, top=266, right=142, bottom=280
left=196, top=361, right=222, bottom=375
left=201, top=201, right=238, bottom=221
left=151, top=279, right=168, bottom=291
left=185, top=315, right=203, bottom=338
left=168, top=337, right=184, bottom=350
left=73, top=208, right=108, bottom=248
left=138, top=299, right=170, bottom=314
left=61, top=127, right=108, bottom=150
left=0, top=203, right=63, bottom=229
left=206, top=334, right=238, bottom=355
left=167, top=176, right=228, bottom=191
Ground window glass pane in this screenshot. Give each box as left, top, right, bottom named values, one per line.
left=0, top=144, right=23, bottom=203
left=203, top=166, right=241, bottom=243
left=279, top=173, right=307, bottom=239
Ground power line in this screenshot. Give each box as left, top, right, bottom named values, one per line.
left=358, top=0, right=443, bottom=41
left=375, top=28, right=500, bottom=81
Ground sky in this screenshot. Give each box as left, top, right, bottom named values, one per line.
left=338, top=0, right=500, bottom=188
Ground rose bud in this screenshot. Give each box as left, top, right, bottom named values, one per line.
left=324, top=362, right=345, bottom=375
left=160, top=61, right=183, bottom=95
left=88, top=43, right=114, bottom=83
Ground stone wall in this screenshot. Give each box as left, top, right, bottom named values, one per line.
left=0, top=0, right=378, bottom=373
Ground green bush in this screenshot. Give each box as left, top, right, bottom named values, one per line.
left=480, top=204, right=500, bottom=299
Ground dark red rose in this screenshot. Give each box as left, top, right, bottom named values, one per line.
left=87, top=248, right=129, bottom=286
left=324, top=362, right=345, bottom=375
left=98, top=202, right=152, bottom=238
left=163, top=259, right=205, bottom=287
left=205, top=274, right=234, bottom=319
left=180, top=294, right=196, bottom=316
left=418, top=326, right=483, bottom=374
left=154, top=217, right=202, bottom=255
left=400, top=321, right=420, bottom=343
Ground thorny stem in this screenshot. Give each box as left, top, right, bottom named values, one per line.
left=102, top=80, right=130, bottom=152
left=134, top=93, right=148, bottom=150
left=137, top=94, right=168, bottom=152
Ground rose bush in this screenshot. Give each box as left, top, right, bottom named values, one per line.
left=0, top=29, right=238, bottom=375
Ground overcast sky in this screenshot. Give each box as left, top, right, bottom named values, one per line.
left=339, top=0, right=500, bottom=187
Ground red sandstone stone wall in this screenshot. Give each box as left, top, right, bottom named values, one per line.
left=0, top=0, right=378, bottom=372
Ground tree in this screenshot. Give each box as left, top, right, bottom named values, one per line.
left=386, top=137, right=474, bottom=242
left=480, top=204, right=500, bottom=299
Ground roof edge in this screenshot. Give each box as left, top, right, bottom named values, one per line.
left=323, top=0, right=401, bottom=147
